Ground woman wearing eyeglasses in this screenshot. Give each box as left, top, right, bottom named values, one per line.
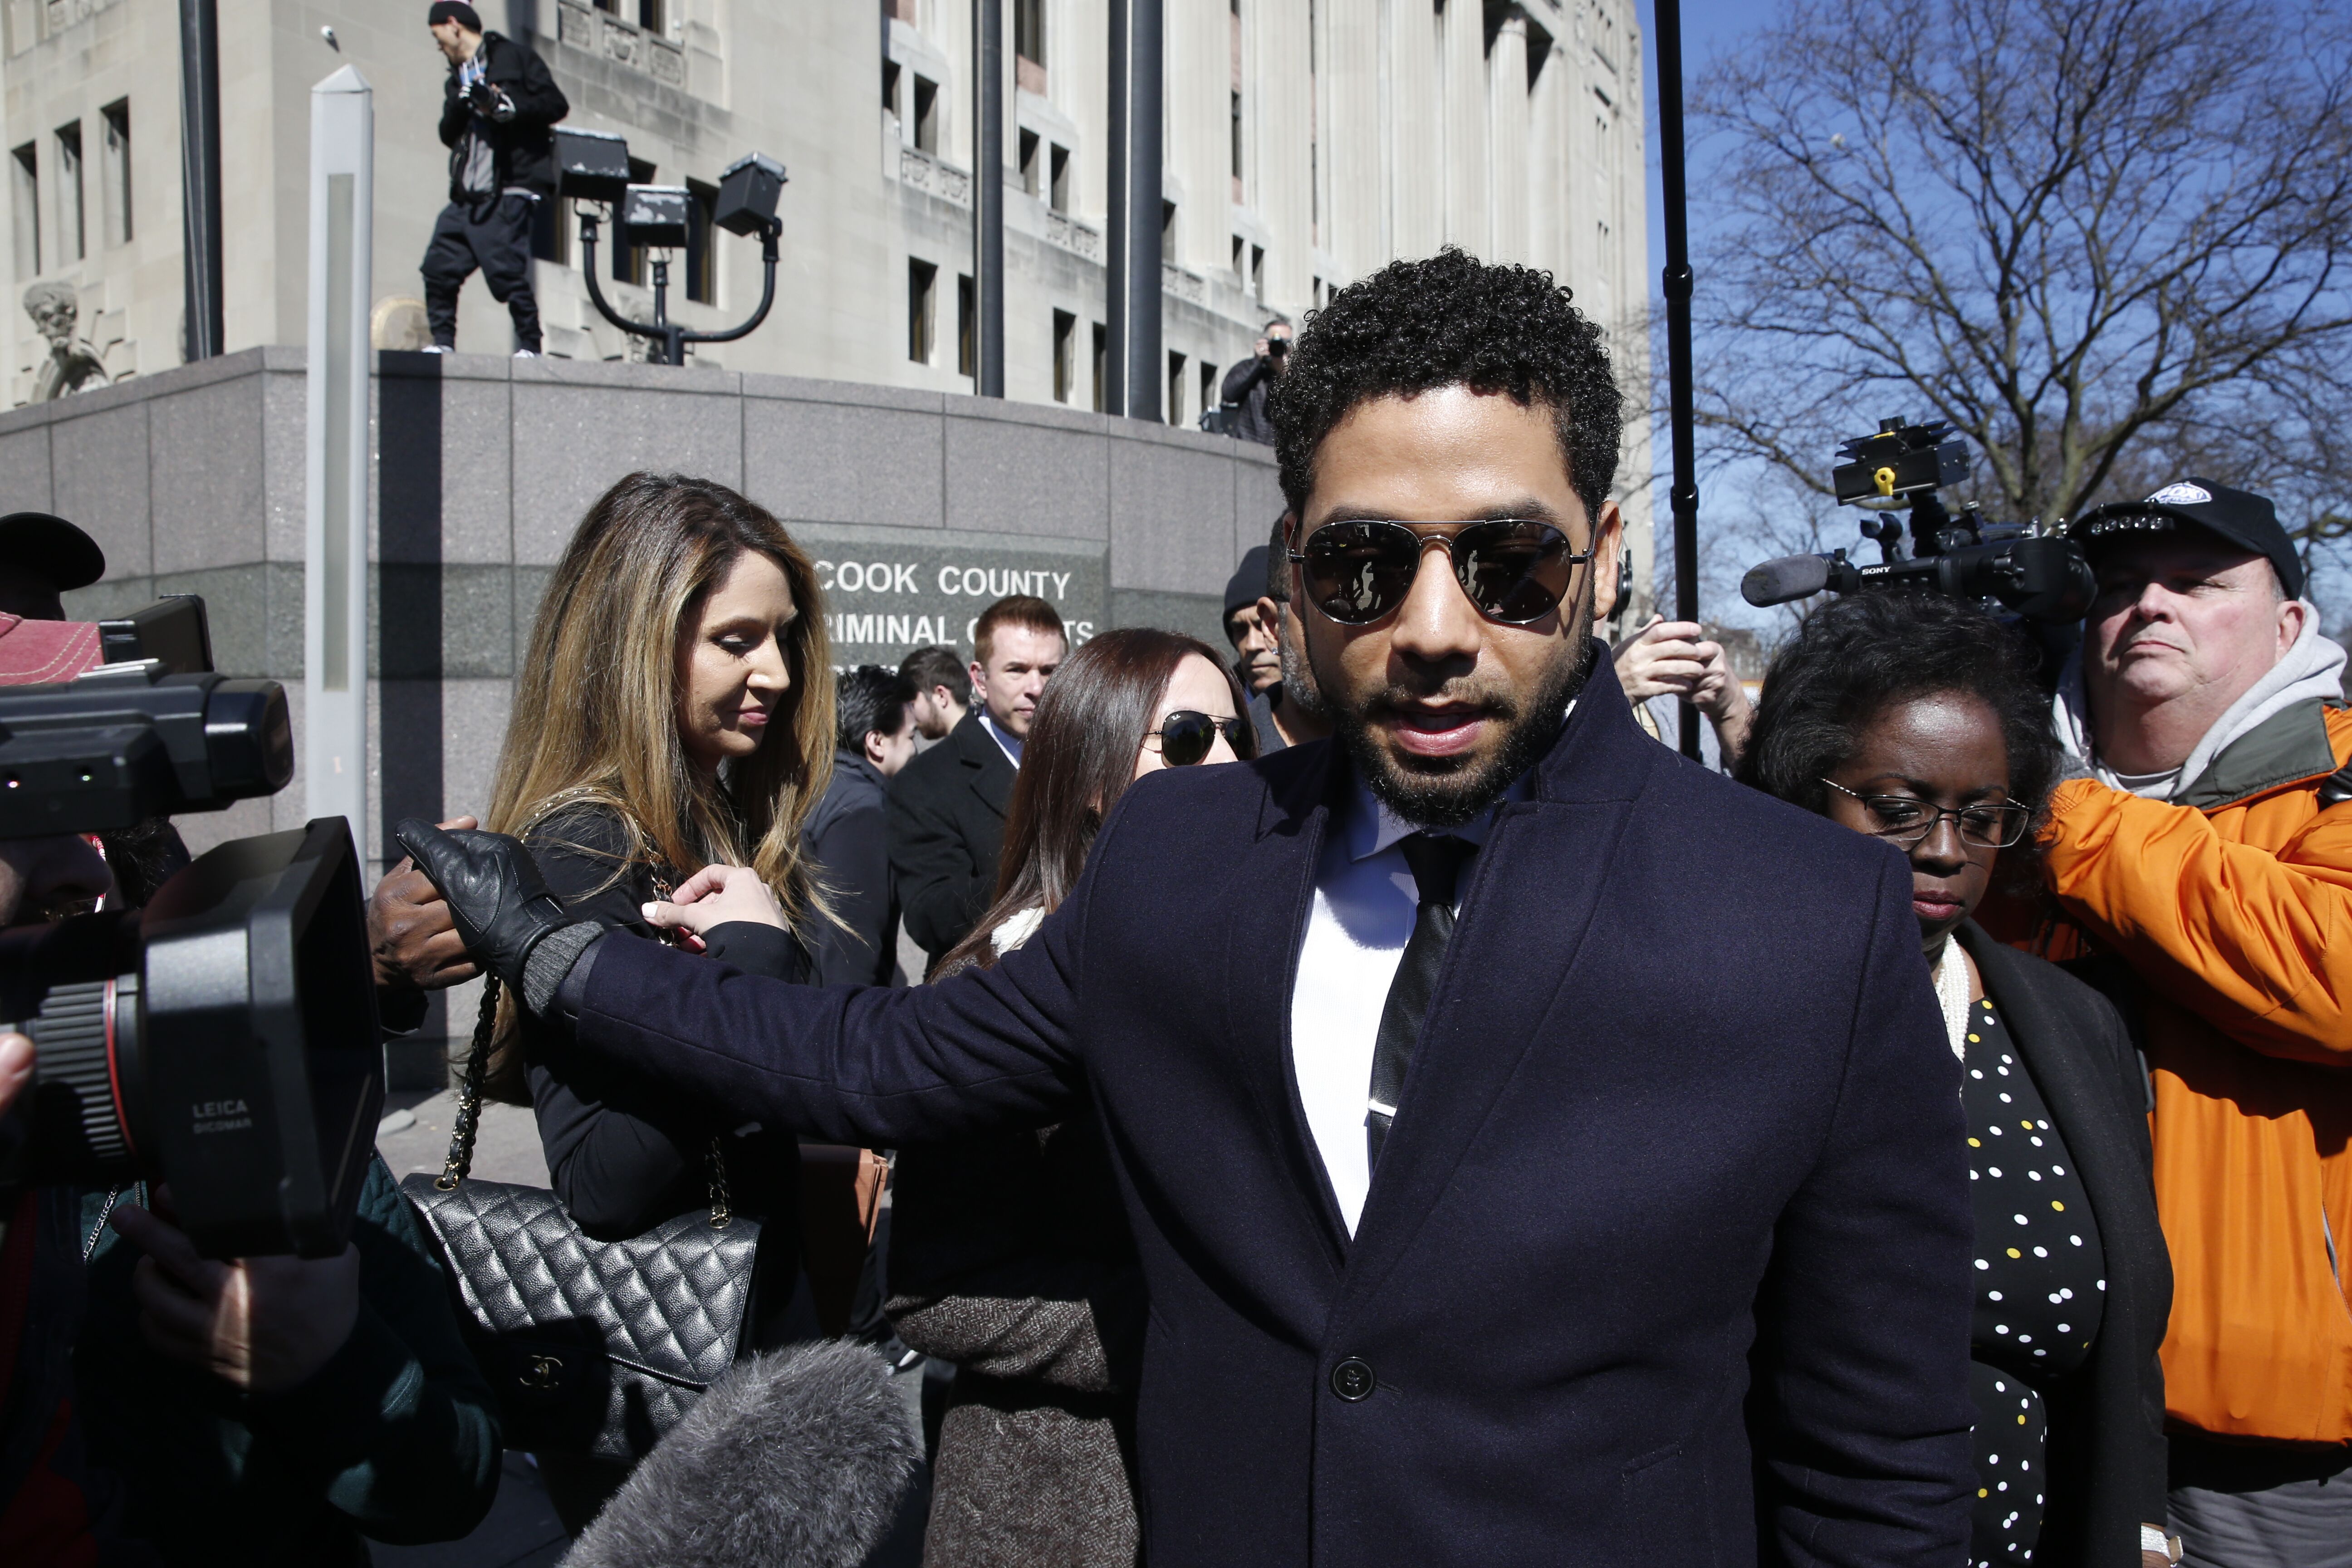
left=887, top=627, right=1253, bottom=1568
left=1739, top=593, right=2175, bottom=1568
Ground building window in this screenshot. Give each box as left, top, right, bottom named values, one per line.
left=1049, top=144, right=1070, bottom=213
left=1230, top=92, right=1243, bottom=183
left=684, top=179, right=716, bottom=304
left=958, top=274, right=975, bottom=377
left=596, top=0, right=664, bottom=28
left=909, top=259, right=937, bottom=363
left=54, top=122, right=83, bottom=264
left=1200, top=360, right=1219, bottom=417
left=1161, top=200, right=1177, bottom=263
left=100, top=101, right=129, bottom=247
left=884, top=59, right=901, bottom=118
left=1167, top=351, right=1186, bottom=426
left=1250, top=244, right=1265, bottom=304
left=1092, top=323, right=1107, bottom=413
left=912, top=77, right=940, bottom=155
left=1019, top=129, right=1041, bottom=196
left=615, top=157, right=657, bottom=284
left=11, top=143, right=38, bottom=278
left=531, top=196, right=569, bottom=265
left=1231, top=235, right=1245, bottom=280
left=1053, top=309, right=1075, bottom=403
left=1014, top=0, right=1044, bottom=65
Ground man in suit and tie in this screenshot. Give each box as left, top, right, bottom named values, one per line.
left=886, top=595, right=1065, bottom=967
left=399, top=250, right=1975, bottom=1566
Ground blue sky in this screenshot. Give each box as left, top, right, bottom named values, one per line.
left=1640, top=0, right=1761, bottom=304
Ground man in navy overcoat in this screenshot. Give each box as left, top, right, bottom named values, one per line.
left=398, top=252, right=1974, bottom=1566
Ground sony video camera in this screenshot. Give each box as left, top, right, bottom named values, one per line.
left=1740, top=418, right=2096, bottom=624
left=0, top=595, right=384, bottom=1259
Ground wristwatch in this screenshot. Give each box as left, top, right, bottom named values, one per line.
left=2140, top=1524, right=2184, bottom=1564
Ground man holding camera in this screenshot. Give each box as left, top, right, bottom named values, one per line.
left=421, top=2, right=568, bottom=357
left=1216, top=318, right=1291, bottom=446
left=0, top=628, right=498, bottom=1563
left=2029, top=480, right=2352, bottom=1566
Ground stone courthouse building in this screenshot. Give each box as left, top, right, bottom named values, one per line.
left=0, top=0, right=1650, bottom=434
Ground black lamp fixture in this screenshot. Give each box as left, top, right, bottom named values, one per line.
left=557, top=128, right=788, bottom=367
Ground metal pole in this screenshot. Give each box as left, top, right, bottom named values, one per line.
left=1107, top=0, right=1162, bottom=420
left=1652, top=0, right=1701, bottom=761
left=305, top=66, right=373, bottom=867
left=974, top=0, right=1005, bottom=396
left=177, top=0, right=223, bottom=360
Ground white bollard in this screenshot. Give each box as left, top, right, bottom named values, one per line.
left=304, top=65, right=373, bottom=867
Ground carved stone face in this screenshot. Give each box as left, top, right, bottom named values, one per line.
left=22, top=284, right=77, bottom=350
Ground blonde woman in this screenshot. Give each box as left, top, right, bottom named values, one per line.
left=468, top=470, right=837, bottom=1522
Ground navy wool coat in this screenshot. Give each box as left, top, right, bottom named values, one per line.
left=569, top=656, right=1976, bottom=1568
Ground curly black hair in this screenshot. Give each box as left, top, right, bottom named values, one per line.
left=1735, top=595, right=2063, bottom=878
left=1266, top=249, right=1623, bottom=527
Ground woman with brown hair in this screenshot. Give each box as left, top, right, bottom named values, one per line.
left=889, top=628, right=1251, bottom=1568
left=648, top=625, right=1254, bottom=1567
left=475, top=470, right=837, bottom=1524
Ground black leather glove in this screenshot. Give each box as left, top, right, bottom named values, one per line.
left=390, top=819, right=593, bottom=995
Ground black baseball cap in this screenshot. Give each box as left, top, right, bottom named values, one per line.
left=1225, top=545, right=1271, bottom=620
left=0, top=512, right=105, bottom=593
left=2070, top=478, right=2303, bottom=600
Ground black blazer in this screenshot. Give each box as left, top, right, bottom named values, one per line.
left=1955, top=922, right=2171, bottom=1568
left=568, top=656, right=1977, bottom=1567
left=887, top=712, right=1016, bottom=962
left=802, top=751, right=901, bottom=987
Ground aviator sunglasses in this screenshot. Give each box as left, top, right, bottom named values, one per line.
left=1289, top=519, right=1594, bottom=627
left=1147, top=710, right=1253, bottom=766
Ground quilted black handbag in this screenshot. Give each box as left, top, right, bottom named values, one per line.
left=402, top=976, right=773, bottom=1461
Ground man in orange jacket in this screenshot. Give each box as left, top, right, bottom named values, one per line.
left=2026, top=478, right=2352, bottom=1568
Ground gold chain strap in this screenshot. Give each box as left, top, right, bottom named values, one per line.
left=434, top=976, right=501, bottom=1191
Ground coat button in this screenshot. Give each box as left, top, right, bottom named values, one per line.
left=1329, top=1357, right=1376, bottom=1402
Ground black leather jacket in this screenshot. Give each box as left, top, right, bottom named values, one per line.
left=438, top=32, right=569, bottom=204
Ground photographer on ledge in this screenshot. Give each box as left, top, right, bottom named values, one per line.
left=2009, top=478, right=2352, bottom=1566
left=421, top=1, right=568, bottom=357
left=1215, top=318, right=1291, bottom=446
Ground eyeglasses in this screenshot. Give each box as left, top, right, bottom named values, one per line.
left=1820, top=779, right=2034, bottom=850
left=1289, top=519, right=1594, bottom=627
left=1148, top=710, right=1252, bottom=766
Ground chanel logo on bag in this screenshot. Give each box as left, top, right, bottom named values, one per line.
left=521, top=1354, right=564, bottom=1391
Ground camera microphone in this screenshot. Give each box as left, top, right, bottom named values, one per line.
left=1741, top=554, right=1836, bottom=608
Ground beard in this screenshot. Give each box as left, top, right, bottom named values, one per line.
left=1277, top=618, right=1330, bottom=719
left=1321, top=592, right=1597, bottom=829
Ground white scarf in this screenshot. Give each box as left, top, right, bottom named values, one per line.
left=2053, top=609, right=2347, bottom=800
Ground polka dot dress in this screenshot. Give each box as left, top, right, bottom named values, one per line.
left=1962, top=996, right=2106, bottom=1566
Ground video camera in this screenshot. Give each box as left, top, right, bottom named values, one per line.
left=0, top=596, right=383, bottom=1259
left=1740, top=418, right=2096, bottom=624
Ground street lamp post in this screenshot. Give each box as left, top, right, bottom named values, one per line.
left=564, top=149, right=789, bottom=367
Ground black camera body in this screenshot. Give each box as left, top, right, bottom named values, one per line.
left=0, top=597, right=382, bottom=1258
left=1742, top=417, right=2096, bottom=625
left=0, top=821, right=381, bottom=1258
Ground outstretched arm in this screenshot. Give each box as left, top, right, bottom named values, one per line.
left=393, top=820, right=1086, bottom=1150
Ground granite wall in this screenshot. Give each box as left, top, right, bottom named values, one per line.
left=0, top=346, right=1283, bottom=1078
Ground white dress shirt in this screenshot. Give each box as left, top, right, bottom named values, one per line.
left=1288, top=769, right=1530, bottom=1235
left=979, top=710, right=1024, bottom=767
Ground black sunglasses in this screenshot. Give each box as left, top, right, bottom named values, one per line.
left=1148, top=710, right=1252, bottom=766
left=1289, top=519, right=1594, bottom=627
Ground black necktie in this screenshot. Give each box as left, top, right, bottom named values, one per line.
left=1366, top=833, right=1475, bottom=1173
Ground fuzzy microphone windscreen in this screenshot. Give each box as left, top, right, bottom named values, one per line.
left=561, top=1341, right=921, bottom=1568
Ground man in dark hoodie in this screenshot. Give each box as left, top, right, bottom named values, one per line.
left=421, top=2, right=568, bottom=356
left=804, top=666, right=920, bottom=986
